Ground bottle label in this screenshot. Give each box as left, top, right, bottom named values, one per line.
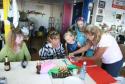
left=4, top=65, right=10, bottom=71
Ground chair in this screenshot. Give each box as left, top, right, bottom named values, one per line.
left=37, top=26, right=47, bottom=37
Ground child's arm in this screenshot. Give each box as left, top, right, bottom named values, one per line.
left=23, top=42, right=31, bottom=61
left=77, top=42, right=81, bottom=48
left=39, top=48, right=44, bottom=60
left=77, top=42, right=85, bottom=56
left=61, top=44, right=66, bottom=55
left=73, top=41, right=92, bottom=56
left=65, top=43, right=68, bottom=55
left=39, top=44, right=49, bottom=60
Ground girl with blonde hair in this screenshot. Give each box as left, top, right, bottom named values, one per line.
left=0, top=26, right=31, bottom=62
left=71, top=25, right=123, bottom=77
left=72, top=17, right=87, bottom=46
left=64, top=29, right=81, bottom=56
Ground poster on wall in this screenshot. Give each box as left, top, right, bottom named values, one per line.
left=98, top=0, right=105, bottom=8
left=98, top=8, right=103, bottom=15
left=116, top=14, right=122, bottom=20
left=96, top=15, right=103, bottom=22
left=112, top=0, right=125, bottom=10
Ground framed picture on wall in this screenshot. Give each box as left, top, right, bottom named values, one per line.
left=98, top=0, right=105, bottom=8
left=112, top=0, right=125, bottom=10
left=98, top=8, right=103, bottom=14
left=116, top=14, right=122, bottom=20
left=111, top=25, right=116, bottom=30
left=117, top=25, right=122, bottom=32
left=96, top=15, right=103, bottom=22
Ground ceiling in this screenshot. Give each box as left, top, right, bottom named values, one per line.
left=0, top=0, right=83, bottom=6
left=0, top=0, right=83, bottom=4
left=25, top=0, right=83, bottom=4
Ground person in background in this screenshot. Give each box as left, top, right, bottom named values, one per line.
left=73, top=17, right=87, bottom=46
left=0, top=26, right=31, bottom=62
left=71, top=25, right=123, bottom=77
left=64, top=29, right=81, bottom=56
left=39, top=30, right=65, bottom=60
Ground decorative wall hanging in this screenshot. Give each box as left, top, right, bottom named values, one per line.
left=96, top=15, right=103, bottom=22
left=117, top=25, right=122, bottom=32
left=98, top=8, right=103, bottom=14
left=116, top=14, right=122, bottom=20
left=111, top=25, right=116, bottom=30
left=112, top=0, right=125, bottom=10
left=27, top=10, right=45, bottom=16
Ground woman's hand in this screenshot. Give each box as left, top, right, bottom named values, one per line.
left=75, top=56, right=84, bottom=62
left=68, top=53, right=84, bottom=62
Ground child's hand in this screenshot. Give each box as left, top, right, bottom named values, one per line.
left=68, top=53, right=74, bottom=57
left=69, top=56, right=76, bottom=62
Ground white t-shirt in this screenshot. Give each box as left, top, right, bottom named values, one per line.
left=97, top=33, right=123, bottom=64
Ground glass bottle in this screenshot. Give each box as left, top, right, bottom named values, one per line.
left=36, top=61, right=41, bottom=74
left=21, top=55, right=28, bottom=68
left=79, top=61, right=87, bottom=80
left=4, top=56, right=11, bottom=71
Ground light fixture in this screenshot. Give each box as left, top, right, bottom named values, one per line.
left=87, top=2, right=94, bottom=24
left=74, top=0, right=76, bottom=3
left=73, top=0, right=76, bottom=5
left=88, top=2, right=93, bottom=10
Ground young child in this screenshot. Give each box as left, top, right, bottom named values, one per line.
left=64, top=29, right=81, bottom=56
left=39, top=30, right=65, bottom=60
left=75, top=17, right=87, bottom=46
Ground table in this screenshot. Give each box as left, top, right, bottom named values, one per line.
left=71, top=60, right=117, bottom=84
left=0, top=59, right=96, bottom=84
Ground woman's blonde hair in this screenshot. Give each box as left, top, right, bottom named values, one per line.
left=84, top=25, right=103, bottom=44
left=7, top=25, right=24, bottom=50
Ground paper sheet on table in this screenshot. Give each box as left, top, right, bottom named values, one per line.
left=40, top=60, right=56, bottom=74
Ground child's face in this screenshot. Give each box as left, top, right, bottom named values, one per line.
left=86, top=33, right=94, bottom=41
left=50, top=36, right=60, bottom=48
left=77, top=20, right=84, bottom=30
left=15, top=34, right=24, bottom=45
left=65, top=33, right=75, bottom=44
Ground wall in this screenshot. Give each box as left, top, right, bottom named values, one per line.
left=92, top=0, right=125, bottom=29
left=17, top=0, right=63, bottom=31
left=50, top=4, right=63, bottom=32
left=62, top=1, right=73, bottom=35
left=0, top=9, right=3, bottom=21
left=91, top=0, right=99, bottom=25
